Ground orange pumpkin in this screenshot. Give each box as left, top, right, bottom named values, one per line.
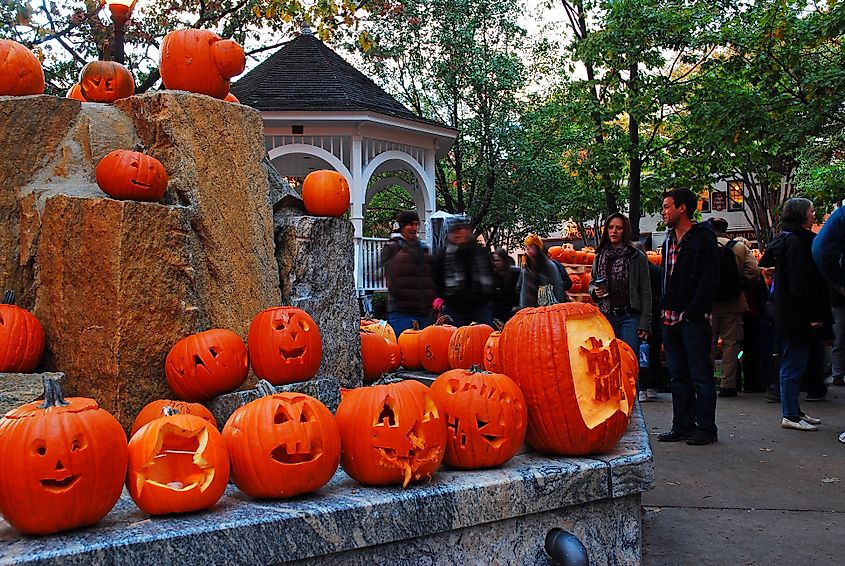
left=222, top=380, right=340, bottom=499
left=561, top=247, right=578, bottom=264
left=0, top=377, right=127, bottom=534
left=418, top=316, right=457, bottom=374
left=569, top=271, right=582, bottom=293
left=430, top=367, right=527, bottom=469
left=360, top=318, right=397, bottom=343
left=66, top=83, right=86, bottom=101
left=223, top=92, right=239, bottom=103
left=165, top=329, right=249, bottom=402
left=360, top=331, right=393, bottom=382
left=580, top=271, right=592, bottom=290
left=0, top=39, right=44, bottom=96
left=335, top=379, right=446, bottom=487
left=95, top=148, right=168, bottom=202
left=398, top=321, right=424, bottom=370
left=248, top=307, right=323, bottom=385
left=130, top=400, right=217, bottom=437
left=548, top=246, right=563, bottom=261
left=159, top=29, right=245, bottom=99
left=0, top=290, right=45, bottom=373
left=78, top=60, right=135, bottom=103
left=301, top=170, right=350, bottom=217
left=499, top=301, right=637, bottom=456
left=127, top=407, right=229, bottom=515
left=482, top=321, right=504, bottom=373
left=447, top=323, right=494, bottom=369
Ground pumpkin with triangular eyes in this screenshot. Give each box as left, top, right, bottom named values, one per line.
left=165, top=328, right=249, bottom=402
left=248, top=307, right=323, bottom=385
left=95, top=148, right=168, bottom=202
left=0, top=377, right=127, bottom=534
left=223, top=381, right=340, bottom=499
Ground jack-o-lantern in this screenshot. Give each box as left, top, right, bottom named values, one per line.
left=548, top=246, right=563, bottom=261
left=561, top=246, right=577, bottom=264
left=336, top=379, right=446, bottom=487
left=131, top=400, right=217, bottom=437
left=0, top=290, right=45, bottom=373
left=127, top=407, right=229, bottom=515
left=66, top=83, right=86, bottom=101
left=499, top=301, right=637, bottom=456
left=248, top=307, right=322, bottom=385
left=78, top=60, right=135, bottom=103
left=159, top=29, right=246, bottom=99
left=301, top=170, right=350, bottom=217
left=0, top=39, right=44, bottom=96
left=418, top=316, right=457, bottom=374
left=398, top=321, right=424, bottom=370
left=447, top=323, right=494, bottom=369
left=430, top=367, right=527, bottom=469
left=165, top=328, right=249, bottom=402
left=360, top=318, right=397, bottom=343
left=482, top=321, right=504, bottom=373
left=0, top=377, right=127, bottom=534
left=360, top=331, right=393, bottom=382
left=222, top=380, right=340, bottom=499
left=569, top=271, right=582, bottom=293
left=95, top=147, right=168, bottom=202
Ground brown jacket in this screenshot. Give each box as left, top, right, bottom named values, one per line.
left=381, top=237, right=437, bottom=316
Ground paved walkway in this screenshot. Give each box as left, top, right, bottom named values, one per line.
left=640, top=387, right=845, bottom=565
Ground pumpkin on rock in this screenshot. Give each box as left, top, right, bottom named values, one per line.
left=95, top=146, right=168, bottom=202
left=248, top=306, right=322, bottom=385
left=0, top=290, right=45, bottom=373
left=78, top=60, right=135, bottom=103
left=482, top=320, right=504, bottom=373
left=418, top=316, right=457, bottom=374
left=159, top=29, right=245, bottom=99
left=165, top=328, right=249, bottom=402
left=360, top=330, right=393, bottom=382
left=0, top=39, right=45, bottom=96
left=301, top=170, right=350, bottom=217
left=398, top=321, right=424, bottom=370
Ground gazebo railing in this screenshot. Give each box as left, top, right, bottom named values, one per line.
left=358, top=237, right=388, bottom=293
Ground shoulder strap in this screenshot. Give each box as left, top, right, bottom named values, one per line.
left=726, top=239, right=738, bottom=250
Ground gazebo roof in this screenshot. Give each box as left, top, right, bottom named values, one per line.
left=231, top=31, right=450, bottom=130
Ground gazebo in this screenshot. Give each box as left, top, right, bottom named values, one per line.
left=231, top=29, right=457, bottom=292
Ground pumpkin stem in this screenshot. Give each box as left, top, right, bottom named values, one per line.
left=2, top=290, right=15, bottom=305
left=468, top=364, right=487, bottom=374
left=538, top=284, right=559, bottom=307
left=493, top=318, right=504, bottom=331
left=133, top=143, right=146, bottom=154
left=411, top=320, right=420, bottom=331
left=256, top=380, right=276, bottom=397
left=39, top=376, right=70, bottom=409
left=434, top=315, right=453, bottom=326
left=162, top=406, right=180, bottom=417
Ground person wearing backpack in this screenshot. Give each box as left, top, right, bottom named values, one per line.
left=517, top=234, right=572, bottom=308
left=708, top=218, right=761, bottom=397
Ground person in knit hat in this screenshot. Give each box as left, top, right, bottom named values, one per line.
left=518, top=233, right=571, bottom=308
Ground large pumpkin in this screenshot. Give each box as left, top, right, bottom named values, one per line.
left=78, top=60, right=135, bottom=103
left=447, top=323, right=494, bottom=369
left=0, top=39, right=44, bottom=96
left=336, top=379, right=446, bottom=487
left=95, top=147, right=168, bottom=202
left=397, top=322, right=424, bottom=370
left=0, top=377, right=127, bottom=534
left=499, top=301, right=637, bottom=456
left=430, top=367, right=527, bottom=470
left=165, top=329, right=249, bottom=402
left=222, top=380, right=340, bottom=499
left=301, top=170, right=350, bottom=217
left=159, top=29, right=245, bottom=99
left=248, top=307, right=322, bottom=385
left=0, top=290, right=45, bottom=373
left=360, top=331, right=393, bottom=382
left=127, top=407, right=229, bottom=515
left=482, top=321, right=504, bottom=373
left=130, top=400, right=217, bottom=437
left=418, top=316, right=457, bottom=374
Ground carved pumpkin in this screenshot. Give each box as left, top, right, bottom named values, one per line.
left=360, top=331, right=393, bottom=382
left=430, top=367, right=527, bottom=469
left=223, top=92, right=239, bottom=103
left=0, top=290, right=45, bottom=373
left=360, top=318, right=397, bottom=343
left=568, top=270, right=582, bottom=293
left=248, top=307, right=322, bottom=385
left=418, top=316, right=457, bottom=374
left=222, top=380, right=340, bottom=499
left=0, top=377, right=127, bottom=534
left=95, top=147, right=168, bottom=202
left=561, top=247, right=577, bottom=264
left=499, top=301, right=637, bottom=456
left=159, top=29, right=246, bottom=99
left=580, top=271, right=592, bottom=290
left=301, top=170, right=350, bottom=217
left=482, top=321, right=504, bottom=373
left=127, top=407, right=229, bottom=515
left=66, top=83, right=86, bottom=101
left=165, top=329, right=249, bottom=402
left=447, top=323, right=494, bottom=369
left=336, top=379, right=446, bottom=487
left=130, top=400, right=217, bottom=437
left=78, top=60, right=134, bottom=103
left=548, top=246, right=563, bottom=261
left=398, top=321, right=424, bottom=370
left=0, top=39, right=44, bottom=96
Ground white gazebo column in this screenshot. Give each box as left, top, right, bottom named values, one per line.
left=422, top=147, right=437, bottom=241
left=350, top=134, right=365, bottom=293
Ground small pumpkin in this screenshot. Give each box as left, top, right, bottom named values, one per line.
left=360, top=330, right=393, bottom=382
left=130, top=400, right=217, bottom=437
left=78, top=60, right=135, bottom=103
left=301, top=170, right=350, bottom=217
left=223, top=92, right=239, bottom=103
left=222, top=380, right=340, bottom=499
left=0, top=39, right=45, bottom=96
left=165, top=329, right=249, bottom=402
left=0, top=290, right=45, bottom=373
left=66, top=83, right=86, bottom=101
left=418, top=316, right=457, bottom=374
left=159, top=29, right=245, bottom=99
left=95, top=146, right=168, bottom=202
left=335, top=379, right=446, bottom=487
left=397, top=321, right=424, bottom=370
left=248, top=306, right=322, bottom=385
left=482, top=320, right=504, bottom=373
left=127, top=406, right=229, bottom=515
left=0, top=377, right=127, bottom=534
left=447, top=322, right=494, bottom=369
left=548, top=246, right=563, bottom=261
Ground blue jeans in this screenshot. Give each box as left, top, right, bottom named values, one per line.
left=606, top=312, right=640, bottom=353
left=780, top=339, right=809, bottom=419
left=387, top=312, right=433, bottom=336
left=442, top=303, right=493, bottom=327
left=663, top=318, right=718, bottom=436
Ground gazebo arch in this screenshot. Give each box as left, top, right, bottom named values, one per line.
left=267, top=144, right=354, bottom=188
left=361, top=150, right=434, bottom=213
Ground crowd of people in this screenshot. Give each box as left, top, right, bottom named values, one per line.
left=380, top=188, right=845, bottom=446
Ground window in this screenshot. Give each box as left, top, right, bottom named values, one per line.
left=698, top=189, right=711, bottom=213
left=727, top=181, right=744, bottom=211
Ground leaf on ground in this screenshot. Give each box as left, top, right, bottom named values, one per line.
left=759, top=447, right=773, bottom=452
left=666, top=481, right=681, bottom=486
left=821, top=477, right=840, bottom=483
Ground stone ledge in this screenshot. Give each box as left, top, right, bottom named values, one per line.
left=0, top=372, right=64, bottom=416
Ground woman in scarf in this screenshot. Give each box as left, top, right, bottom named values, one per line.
left=518, top=234, right=571, bottom=308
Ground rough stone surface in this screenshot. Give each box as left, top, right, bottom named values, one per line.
left=275, top=216, right=362, bottom=388
left=0, top=372, right=64, bottom=415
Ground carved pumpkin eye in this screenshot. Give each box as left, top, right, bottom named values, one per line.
left=130, top=160, right=139, bottom=168
left=32, top=440, right=47, bottom=456
left=298, top=319, right=310, bottom=331
left=71, top=434, right=87, bottom=452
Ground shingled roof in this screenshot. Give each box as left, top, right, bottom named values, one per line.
left=231, top=31, right=451, bottom=130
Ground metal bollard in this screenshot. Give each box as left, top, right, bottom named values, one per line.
left=544, top=528, right=589, bottom=566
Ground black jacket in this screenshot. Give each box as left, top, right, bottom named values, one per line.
left=660, top=222, right=719, bottom=321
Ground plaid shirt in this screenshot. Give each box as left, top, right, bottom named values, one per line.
left=661, top=229, right=683, bottom=326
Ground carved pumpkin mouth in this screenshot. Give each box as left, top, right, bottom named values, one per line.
left=130, top=179, right=152, bottom=188
left=136, top=424, right=215, bottom=494
left=39, top=474, right=80, bottom=492
left=279, top=346, right=306, bottom=360
left=270, top=443, right=322, bottom=464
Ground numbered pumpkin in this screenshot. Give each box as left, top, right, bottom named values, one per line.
left=0, top=290, right=45, bottom=373
left=95, top=148, right=168, bottom=202
left=165, top=329, right=249, bottom=402
left=418, top=316, right=457, bottom=374
left=223, top=380, right=340, bottom=499
left=248, top=307, right=322, bottom=385
left=78, top=60, right=135, bottom=103
left=336, top=379, right=446, bottom=487
left=398, top=321, right=424, bottom=370
left=430, top=367, right=527, bottom=469
left=482, top=321, right=504, bottom=373
left=130, top=399, right=217, bottom=437
left=160, top=29, right=245, bottom=99
left=301, top=170, right=350, bottom=217
left=0, top=39, right=44, bottom=96
left=447, top=323, right=494, bottom=369
left=0, top=377, right=127, bottom=534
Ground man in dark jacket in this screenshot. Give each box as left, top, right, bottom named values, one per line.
left=657, top=188, right=720, bottom=446
left=381, top=211, right=437, bottom=335
left=434, top=221, right=495, bottom=326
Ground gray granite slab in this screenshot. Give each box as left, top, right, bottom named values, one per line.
left=0, top=372, right=64, bottom=415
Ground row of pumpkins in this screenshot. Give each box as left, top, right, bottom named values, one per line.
left=0, top=36, right=351, bottom=218
left=548, top=245, right=596, bottom=265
